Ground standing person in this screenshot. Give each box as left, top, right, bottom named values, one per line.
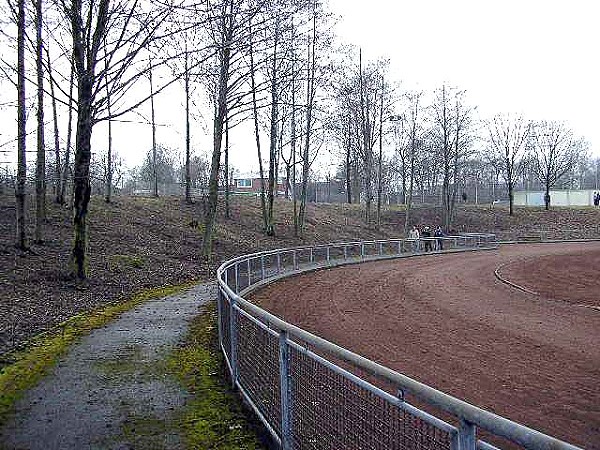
left=408, top=225, right=420, bottom=252
left=421, top=225, right=432, bottom=252
left=434, top=225, right=444, bottom=250
left=594, top=191, right=599, bottom=208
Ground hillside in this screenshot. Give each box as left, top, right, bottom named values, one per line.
left=1, top=193, right=599, bottom=356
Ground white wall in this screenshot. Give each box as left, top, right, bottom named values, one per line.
left=514, top=190, right=597, bottom=206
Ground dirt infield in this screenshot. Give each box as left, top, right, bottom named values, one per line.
left=251, top=242, right=600, bottom=449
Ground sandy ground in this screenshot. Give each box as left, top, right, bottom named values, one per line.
left=252, top=243, right=600, bottom=449
left=0, top=284, right=213, bottom=450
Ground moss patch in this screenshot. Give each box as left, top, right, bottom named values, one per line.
left=169, top=302, right=267, bottom=449
left=0, top=281, right=198, bottom=425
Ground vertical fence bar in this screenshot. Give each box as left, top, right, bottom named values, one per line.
left=456, top=418, right=476, bottom=450
left=379, top=242, right=383, bottom=255
left=326, top=246, right=330, bottom=262
left=279, top=330, right=292, bottom=450
left=234, top=263, right=239, bottom=294
left=261, top=255, right=265, bottom=280
left=344, top=245, right=347, bottom=259
left=277, top=253, right=281, bottom=273
left=310, top=248, right=314, bottom=263
left=216, top=287, right=224, bottom=347
left=229, top=298, right=238, bottom=389
left=247, top=258, right=251, bottom=288
left=293, top=250, right=297, bottom=270
left=361, top=243, right=365, bottom=258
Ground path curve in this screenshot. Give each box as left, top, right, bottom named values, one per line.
left=251, top=243, right=600, bottom=449
left=0, top=283, right=213, bottom=450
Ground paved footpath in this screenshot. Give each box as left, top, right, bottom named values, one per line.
left=1, top=283, right=214, bottom=450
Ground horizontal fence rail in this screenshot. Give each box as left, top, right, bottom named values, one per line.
left=215, top=234, right=581, bottom=450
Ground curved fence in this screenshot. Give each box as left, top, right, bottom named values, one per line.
left=216, top=234, right=580, bottom=450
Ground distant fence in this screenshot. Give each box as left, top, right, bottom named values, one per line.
left=216, top=235, right=581, bottom=450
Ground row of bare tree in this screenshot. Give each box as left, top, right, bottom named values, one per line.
left=1, top=0, right=592, bottom=281
left=2, top=0, right=335, bottom=279
left=329, top=69, right=590, bottom=232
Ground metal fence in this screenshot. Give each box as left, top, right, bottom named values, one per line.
left=216, top=235, right=581, bottom=450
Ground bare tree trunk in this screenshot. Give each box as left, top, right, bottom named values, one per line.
left=298, top=13, right=316, bottom=234
left=35, top=0, right=46, bottom=244
left=201, top=36, right=231, bottom=257
left=292, top=70, right=298, bottom=236
left=346, top=116, right=352, bottom=204
left=46, top=46, right=62, bottom=202
left=266, top=16, right=280, bottom=236
left=224, top=114, right=230, bottom=219
left=359, top=48, right=372, bottom=224
left=104, top=43, right=113, bottom=203
left=376, top=77, right=384, bottom=229
left=290, top=21, right=299, bottom=236
left=184, top=43, right=192, bottom=203
left=58, top=58, right=75, bottom=205
left=69, top=0, right=110, bottom=279
left=248, top=18, right=268, bottom=231
left=70, top=77, right=94, bottom=279
left=149, top=60, right=158, bottom=197
left=15, top=0, right=27, bottom=250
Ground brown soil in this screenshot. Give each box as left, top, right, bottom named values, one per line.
left=252, top=243, right=600, bottom=449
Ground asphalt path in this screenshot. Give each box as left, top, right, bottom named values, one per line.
left=0, top=283, right=213, bottom=450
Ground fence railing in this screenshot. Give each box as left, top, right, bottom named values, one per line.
left=216, top=234, right=580, bottom=450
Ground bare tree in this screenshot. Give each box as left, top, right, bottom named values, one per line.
left=56, top=0, right=182, bottom=278
left=45, top=44, right=62, bottom=203
left=486, top=114, right=530, bottom=215
left=16, top=0, right=28, bottom=250
left=103, top=41, right=113, bottom=202
left=431, top=85, right=474, bottom=230
left=57, top=57, right=74, bottom=205
left=402, top=91, right=424, bottom=233
left=201, top=0, right=256, bottom=257
left=33, top=0, right=47, bottom=244
left=531, top=120, right=582, bottom=210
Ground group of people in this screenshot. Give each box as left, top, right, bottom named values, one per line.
left=408, top=224, right=445, bottom=252
left=594, top=191, right=600, bottom=208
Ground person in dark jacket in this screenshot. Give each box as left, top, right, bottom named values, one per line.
left=421, top=226, right=432, bottom=252
left=434, top=226, right=444, bottom=250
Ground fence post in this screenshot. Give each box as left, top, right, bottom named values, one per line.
left=247, top=258, right=251, bottom=288
left=229, top=297, right=238, bottom=389
left=279, top=330, right=292, bottom=449
left=277, top=253, right=282, bottom=273
left=454, top=418, right=476, bottom=450
left=344, top=245, right=347, bottom=259
left=216, top=286, right=224, bottom=347
left=234, top=263, right=239, bottom=293
left=310, top=248, right=314, bottom=264
left=326, top=246, right=330, bottom=262
left=293, top=250, right=297, bottom=270
left=261, top=255, right=265, bottom=280
left=361, top=243, right=365, bottom=258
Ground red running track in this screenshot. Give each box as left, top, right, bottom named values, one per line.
left=251, top=242, right=600, bottom=449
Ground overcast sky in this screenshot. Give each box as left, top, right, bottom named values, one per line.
left=1, top=0, right=597, bottom=177
left=329, top=0, right=599, bottom=155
